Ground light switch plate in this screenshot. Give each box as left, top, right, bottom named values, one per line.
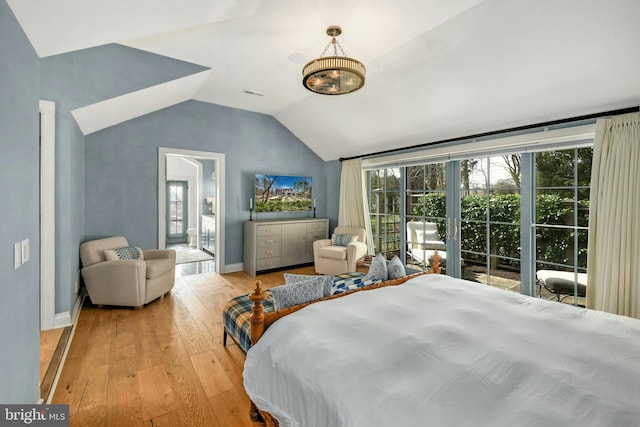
left=21, top=238, right=29, bottom=264
left=14, top=243, right=21, bottom=270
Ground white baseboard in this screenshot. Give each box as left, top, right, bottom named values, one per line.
left=53, top=313, right=71, bottom=329
left=52, top=292, right=83, bottom=329
left=224, top=263, right=243, bottom=273
left=46, top=293, right=85, bottom=404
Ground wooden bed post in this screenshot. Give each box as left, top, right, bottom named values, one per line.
left=249, top=280, right=266, bottom=346
left=432, top=249, right=441, bottom=274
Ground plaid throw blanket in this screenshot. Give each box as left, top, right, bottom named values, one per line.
left=223, top=273, right=380, bottom=352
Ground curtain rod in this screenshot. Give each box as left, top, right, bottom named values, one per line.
left=339, top=106, right=640, bottom=162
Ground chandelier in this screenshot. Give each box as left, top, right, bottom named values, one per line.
left=302, top=26, right=366, bottom=95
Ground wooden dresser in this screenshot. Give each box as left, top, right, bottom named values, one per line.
left=243, top=218, right=329, bottom=277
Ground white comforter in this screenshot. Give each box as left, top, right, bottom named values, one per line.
left=243, top=274, right=640, bottom=427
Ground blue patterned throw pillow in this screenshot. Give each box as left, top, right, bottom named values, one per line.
left=104, top=246, right=144, bottom=261
left=331, top=233, right=357, bottom=247
left=387, top=255, right=406, bottom=279
left=270, top=279, right=325, bottom=310
left=284, top=273, right=333, bottom=297
left=366, top=253, right=388, bottom=281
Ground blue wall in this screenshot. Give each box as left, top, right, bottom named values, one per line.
left=0, top=0, right=41, bottom=403
left=39, top=40, right=338, bottom=316
left=39, top=44, right=210, bottom=314
left=85, top=100, right=331, bottom=267
left=0, top=9, right=340, bottom=403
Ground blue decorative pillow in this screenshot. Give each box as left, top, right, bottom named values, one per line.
left=332, top=275, right=381, bottom=295
left=104, top=246, right=144, bottom=261
left=284, top=273, right=333, bottom=297
left=366, top=253, right=388, bottom=281
left=387, top=255, right=406, bottom=279
left=270, top=279, right=325, bottom=310
left=331, top=233, right=357, bottom=247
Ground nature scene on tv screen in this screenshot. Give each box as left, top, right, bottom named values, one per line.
left=254, top=174, right=312, bottom=212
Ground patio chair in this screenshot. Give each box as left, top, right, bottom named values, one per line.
left=406, top=221, right=447, bottom=267
left=536, top=269, right=587, bottom=302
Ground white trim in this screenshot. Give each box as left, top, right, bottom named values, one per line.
left=46, top=293, right=85, bottom=404
left=51, top=290, right=83, bottom=330
left=362, top=124, right=596, bottom=170
left=53, top=312, right=71, bottom=329
left=39, top=100, right=55, bottom=331
left=158, top=147, right=226, bottom=272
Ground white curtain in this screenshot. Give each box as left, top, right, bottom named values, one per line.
left=587, top=112, right=640, bottom=318
left=338, top=158, right=374, bottom=254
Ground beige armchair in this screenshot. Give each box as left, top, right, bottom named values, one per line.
left=313, top=226, right=368, bottom=275
left=80, top=236, right=176, bottom=309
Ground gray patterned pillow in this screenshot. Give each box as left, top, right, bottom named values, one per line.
left=331, top=233, right=358, bottom=247
left=284, top=273, right=333, bottom=297
left=366, top=253, right=388, bottom=281
left=104, top=246, right=144, bottom=261
left=270, top=279, right=325, bottom=310
left=387, top=255, right=406, bottom=279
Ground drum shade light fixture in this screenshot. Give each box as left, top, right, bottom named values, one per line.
left=302, top=26, right=366, bottom=95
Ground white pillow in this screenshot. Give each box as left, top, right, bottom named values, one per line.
left=284, top=273, right=334, bottom=297
left=365, top=253, right=388, bottom=281
left=416, top=229, right=439, bottom=243
left=270, top=279, right=325, bottom=310
left=387, top=256, right=406, bottom=279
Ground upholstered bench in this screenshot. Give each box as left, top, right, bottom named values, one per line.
left=223, top=272, right=381, bottom=352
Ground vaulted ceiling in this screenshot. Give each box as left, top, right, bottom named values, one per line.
left=8, top=0, right=640, bottom=160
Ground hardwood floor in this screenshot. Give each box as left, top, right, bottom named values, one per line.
left=51, top=265, right=315, bottom=427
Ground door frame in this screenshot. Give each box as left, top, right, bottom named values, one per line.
left=40, top=100, right=55, bottom=331
left=158, top=147, right=225, bottom=272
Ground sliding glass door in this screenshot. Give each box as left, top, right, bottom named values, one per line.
left=368, top=168, right=402, bottom=259
left=460, top=155, right=522, bottom=291
left=365, top=140, right=592, bottom=306
left=533, top=147, right=592, bottom=305
left=405, top=163, right=448, bottom=272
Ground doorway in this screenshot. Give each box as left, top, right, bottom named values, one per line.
left=158, top=148, right=225, bottom=273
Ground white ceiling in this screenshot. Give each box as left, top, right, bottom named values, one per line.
left=8, top=0, right=640, bottom=160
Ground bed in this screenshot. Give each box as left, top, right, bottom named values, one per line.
left=243, top=273, right=640, bottom=426
left=223, top=272, right=383, bottom=353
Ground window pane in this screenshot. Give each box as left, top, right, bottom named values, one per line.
left=576, top=147, right=593, bottom=187
left=536, top=150, right=576, bottom=188
left=577, top=188, right=590, bottom=228
left=536, top=189, right=574, bottom=226
left=406, top=166, right=425, bottom=191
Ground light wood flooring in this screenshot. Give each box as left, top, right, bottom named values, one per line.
left=50, top=265, right=316, bottom=427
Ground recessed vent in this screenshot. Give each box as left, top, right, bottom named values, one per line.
left=243, top=90, right=264, bottom=97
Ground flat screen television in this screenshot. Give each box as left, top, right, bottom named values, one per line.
left=254, top=174, right=313, bottom=212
